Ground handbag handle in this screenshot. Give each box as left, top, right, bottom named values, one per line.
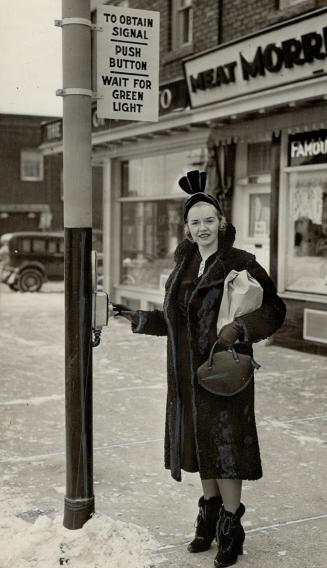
left=208, top=340, right=261, bottom=370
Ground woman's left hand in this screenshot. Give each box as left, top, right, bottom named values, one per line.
left=217, top=321, right=243, bottom=349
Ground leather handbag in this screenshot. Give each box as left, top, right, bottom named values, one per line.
left=197, top=340, right=260, bottom=397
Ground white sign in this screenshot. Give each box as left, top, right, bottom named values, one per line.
left=97, top=6, right=160, bottom=122
left=184, top=10, right=327, bottom=109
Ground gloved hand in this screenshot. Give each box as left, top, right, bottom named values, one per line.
left=111, top=303, right=137, bottom=323
left=217, top=320, right=243, bottom=349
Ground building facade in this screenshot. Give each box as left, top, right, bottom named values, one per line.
left=0, top=114, right=60, bottom=235
left=41, top=0, right=327, bottom=354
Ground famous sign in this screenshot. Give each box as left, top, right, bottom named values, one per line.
left=97, top=6, right=160, bottom=122
left=184, top=9, right=327, bottom=109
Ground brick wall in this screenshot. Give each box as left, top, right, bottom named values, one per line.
left=0, top=115, right=55, bottom=207
left=100, top=0, right=327, bottom=84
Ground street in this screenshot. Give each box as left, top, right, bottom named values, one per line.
left=0, top=283, right=326, bottom=567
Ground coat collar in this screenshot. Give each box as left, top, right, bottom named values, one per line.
left=166, top=223, right=236, bottom=295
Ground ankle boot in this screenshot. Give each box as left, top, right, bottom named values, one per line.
left=214, top=503, right=245, bottom=568
left=187, top=495, right=222, bottom=553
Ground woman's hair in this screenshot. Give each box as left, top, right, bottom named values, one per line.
left=184, top=208, right=227, bottom=242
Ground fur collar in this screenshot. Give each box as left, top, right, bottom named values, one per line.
left=174, top=223, right=236, bottom=264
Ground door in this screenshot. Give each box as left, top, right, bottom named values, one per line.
left=232, top=182, right=271, bottom=273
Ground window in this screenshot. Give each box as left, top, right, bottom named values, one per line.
left=121, top=147, right=207, bottom=197
left=172, top=0, right=193, bottom=50
left=247, top=142, right=271, bottom=176
left=48, top=240, right=58, bottom=254
left=120, top=200, right=184, bottom=289
left=32, top=239, right=46, bottom=253
left=21, top=150, right=44, bottom=181
left=249, top=193, right=270, bottom=238
left=20, top=239, right=31, bottom=253
left=120, top=147, right=207, bottom=290
left=285, top=170, right=327, bottom=295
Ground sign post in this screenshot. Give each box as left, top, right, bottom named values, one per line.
left=97, top=5, right=160, bottom=122
left=59, top=1, right=159, bottom=532
left=59, top=0, right=94, bottom=530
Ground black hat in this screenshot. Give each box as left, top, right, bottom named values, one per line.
left=179, top=170, right=223, bottom=222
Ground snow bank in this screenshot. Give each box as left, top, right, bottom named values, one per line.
left=0, top=509, right=163, bottom=568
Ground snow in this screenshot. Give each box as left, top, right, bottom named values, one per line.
left=0, top=499, right=163, bottom=568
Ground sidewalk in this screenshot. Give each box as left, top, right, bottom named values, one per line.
left=0, top=284, right=326, bottom=567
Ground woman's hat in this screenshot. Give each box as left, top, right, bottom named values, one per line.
left=179, top=170, right=223, bottom=222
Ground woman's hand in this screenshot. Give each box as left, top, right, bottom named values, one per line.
left=217, top=321, right=243, bottom=349
left=111, top=303, right=137, bottom=322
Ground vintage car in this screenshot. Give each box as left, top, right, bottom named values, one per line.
left=0, top=231, right=102, bottom=292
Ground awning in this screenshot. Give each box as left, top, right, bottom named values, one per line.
left=208, top=101, right=327, bottom=146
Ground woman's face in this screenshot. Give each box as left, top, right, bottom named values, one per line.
left=187, top=203, right=220, bottom=248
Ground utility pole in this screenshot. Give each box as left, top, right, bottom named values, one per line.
left=58, top=0, right=94, bottom=529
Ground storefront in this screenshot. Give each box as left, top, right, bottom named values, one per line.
left=41, top=7, right=327, bottom=353
left=183, top=7, right=327, bottom=353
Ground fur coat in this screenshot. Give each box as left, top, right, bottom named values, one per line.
left=132, top=224, right=286, bottom=481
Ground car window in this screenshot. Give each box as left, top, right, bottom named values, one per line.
left=32, top=239, right=46, bottom=253
left=48, top=239, right=58, bottom=254
left=59, top=239, right=64, bottom=253
left=20, top=239, right=31, bottom=253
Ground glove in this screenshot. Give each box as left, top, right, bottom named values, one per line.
left=217, top=320, right=243, bottom=349
left=111, top=303, right=137, bottom=323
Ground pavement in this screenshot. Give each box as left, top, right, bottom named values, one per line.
left=0, top=281, right=326, bottom=568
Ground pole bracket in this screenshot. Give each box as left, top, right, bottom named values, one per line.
left=55, top=18, right=103, bottom=31
left=56, top=88, right=102, bottom=99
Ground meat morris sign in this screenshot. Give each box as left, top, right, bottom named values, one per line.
left=184, top=9, right=327, bottom=109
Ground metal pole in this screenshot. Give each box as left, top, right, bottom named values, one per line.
left=61, top=0, right=94, bottom=529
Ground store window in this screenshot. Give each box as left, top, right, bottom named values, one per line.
left=247, top=142, right=271, bottom=176
left=121, top=200, right=184, bottom=288
left=285, top=170, right=327, bottom=295
left=21, top=150, right=44, bottom=181
left=171, top=0, right=193, bottom=50
left=120, top=147, right=207, bottom=289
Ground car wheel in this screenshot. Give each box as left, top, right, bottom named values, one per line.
left=18, top=269, right=44, bottom=292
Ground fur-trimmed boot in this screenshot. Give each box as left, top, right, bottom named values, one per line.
left=214, top=503, right=245, bottom=568
left=187, top=495, right=223, bottom=553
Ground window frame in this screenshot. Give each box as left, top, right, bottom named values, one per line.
left=171, top=0, right=193, bottom=51
left=278, top=157, right=327, bottom=302
left=20, top=149, right=44, bottom=182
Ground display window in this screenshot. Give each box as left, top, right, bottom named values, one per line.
left=285, top=169, right=327, bottom=296
left=119, top=147, right=207, bottom=290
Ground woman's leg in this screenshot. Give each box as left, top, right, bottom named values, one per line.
left=216, top=479, right=242, bottom=513
left=214, top=479, right=245, bottom=567
left=188, top=478, right=222, bottom=553
left=201, top=478, right=221, bottom=499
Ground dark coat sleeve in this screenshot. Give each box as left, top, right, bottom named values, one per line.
left=235, top=257, right=286, bottom=343
left=131, top=309, right=168, bottom=336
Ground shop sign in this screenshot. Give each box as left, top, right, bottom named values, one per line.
left=41, top=120, right=62, bottom=143
left=97, top=5, right=160, bottom=122
left=289, top=130, right=327, bottom=166
left=184, top=9, right=327, bottom=109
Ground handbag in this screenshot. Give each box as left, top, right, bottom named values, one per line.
left=197, top=269, right=263, bottom=397
left=197, top=341, right=260, bottom=397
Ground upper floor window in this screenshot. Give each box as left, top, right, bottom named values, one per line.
left=172, top=0, right=193, bottom=50
left=20, top=150, right=44, bottom=182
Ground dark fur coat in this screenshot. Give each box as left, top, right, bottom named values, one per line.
left=132, top=224, right=286, bottom=482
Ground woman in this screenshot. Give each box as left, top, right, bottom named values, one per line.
left=113, top=170, right=286, bottom=568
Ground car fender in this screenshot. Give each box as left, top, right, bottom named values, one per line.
left=16, top=262, right=47, bottom=280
